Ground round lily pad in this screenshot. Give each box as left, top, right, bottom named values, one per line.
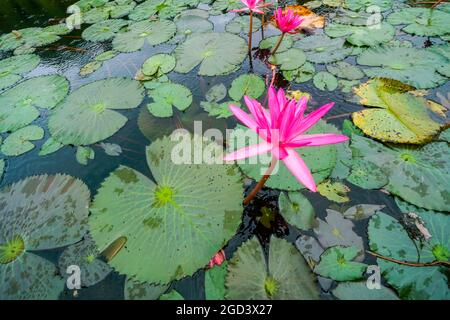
left=141, top=54, right=176, bottom=77
left=259, top=35, right=293, bottom=53
left=147, top=83, right=192, bottom=118
left=0, top=27, right=61, bottom=53
left=1, top=125, right=44, bottom=156
left=112, top=20, right=176, bottom=52
left=278, top=192, right=316, bottom=230
left=0, top=54, right=40, bottom=90
left=205, top=262, right=227, bottom=300
left=82, top=19, right=128, bottom=42
left=333, top=281, right=399, bottom=300
left=124, top=278, right=169, bottom=300
left=293, top=35, right=354, bottom=64
left=226, top=236, right=320, bottom=300
left=200, top=101, right=236, bottom=119
left=283, top=62, right=316, bottom=83
left=225, top=15, right=262, bottom=34
left=313, top=72, right=338, bottom=91
left=325, top=22, right=395, bottom=47
left=89, top=134, right=243, bottom=284
left=171, top=15, right=214, bottom=44
left=80, top=61, right=103, bottom=76
left=228, top=74, right=265, bottom=101
left=205, top=83, right=227, bottom=103
left=49, top=77, right=145, bottom=146
left=314, top=246, right=367, bottom=281
left=174, top=32, right=247, bottom=76
left=129, top=0, right=186, bottom=21
left=39, top=137, right=64, bottom=156
left=347, top=158, right=388, bottom=189
left=326, top=61, right=364, bottom=80
left=0, top=75, right=69, bottom=133
left=345, top=0, right=393, bottom=12
left=268, top=48, right=307, bottom=71
left=387, top=7, right=450, bottom=36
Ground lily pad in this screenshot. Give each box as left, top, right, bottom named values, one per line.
left=1, top=125, right=44, bottom=156
left=357, top=46, right=448, bottom=89
left=368, top=212, right=450, bottom=299
left=174, top=32, right=247, bottom=76
left=205, top=83, right=227, bottom=103
left=228, top=74, right=265, bottom=101
left=76, top=146, right=95, bottom=165
left=313, top=72, right=338, bottom=91
left=112, top=20, right=176, bottom=52
left=39, top=137, right=64, bottom=156
left=0, top=75, right=69, bottom=133
left=147, top=83, right=192, bottom=118
left=0, top=27, right=61, bottom=53
left=95, top=50, right=119, bottom=62
left=317, top=180, right=350, bottom=203
left=124, top=278, right=169, bottom=300
left=326, top=61, right=364, bottom=80
left=325, top=22, right=395, bottom=47
left=225, top=15, right=262, bottom=34
left=278, top=192, right=316, bottom=230
left=58, top=234, right=112, bottom=288
left=80, top=61, right=103, bottom=76
left=99, top=143, right=122, bottom=156
left=347, top=159, right=388, bottom=190
left=171, top=15, right=214, bottom=44
left=49, top=77, right=145, bottom=146
left=129, top=0, right=187, bottom=21
left=351, top=135, right=450, bottom=212
left=342, top=204, right=386, bottom=220
left=82, top=19, right=128, bottom=42
left=293, top=35, right=354, bottom=64
left=205, top=262, right=227, bottom=300
left=89, top=134, right=243, bottom=284
left=345, top=0, right=393, bottom=12
left=315, top=246, right=367, bottom=281
left=259, top=35, right=293, bottom=54
left=333, top=281, right=399, bottom=300
left=387, top=7, right=450, bottom=36
left=200, top=101, right=236, bottom=119
left=283, top=62, right=316, bottom=83
left=0, top=54, right=40, bottom=90
left=226, top=236, right=320, bottom=299
left=141, top=54, right=176, bottom=77
left=268, top=48, right=306, bottom=71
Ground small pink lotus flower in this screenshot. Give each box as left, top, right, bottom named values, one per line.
left=208, top=250, right=226, bottom=268
left=224, top=86, right=349, bottom=192
left=274, top=8, right=304, bottom=34
left=232, top=0, right=273, bottom=14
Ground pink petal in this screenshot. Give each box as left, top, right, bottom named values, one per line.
left=229, top=105, right=258, bottom=132
left=244, top=96, right=271, bottom=129
left=224, top=141, right=272, bottom=161
left=296, top=102, right=335, bottom=135
left=231, top=8, right=249, bottom=12
left=282, top=148, right=317, bottom=192
left=287, top=134, right=349, bottom=147
left=272, top=145, right=289, bottom=160
left=268, top=86, right=280, bottom=126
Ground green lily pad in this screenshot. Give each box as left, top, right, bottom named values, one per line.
left=89, top=134, right=243, bottom=284
left=283, top=62, right=316, bottom=83
left=278, top=192, right=316, bottom=230
left=342, top=119, right=363, bottom=137
left=210, top=0, right=242, bottom=15
left=80, top=61, right=103, bottom=76
left=317, top=180, right=350, bottom=203
left=82, top=19, right=128, bottom=42
left=58, top=234, right=112, bottom=288
left=124, top=278, right=169, bottom=300
left=259, top=35, right=293, bottom=54
left=49, top=77, right=145, bottom=146
left=205, top=83, right=227, bottom=103
left=174, top=32, right=247, bottom=76
left=313, top=72, right=338, bottom=91
left=0, top=27, right=61, bottom=53
left=205, top=262, right=228, bottom=300
left=76, top=146, right=95, bottom=165
left=342, top=204, right=386, bottom=220
left=225, top=15, right=262, bottom=34
left=333, top=8, right=383, bottom=26
left=268, top=48, right=307, bottom=71
left=228, top=74, right=265, bottom=101
left=351, top=135, right=450, bottom=212
left=347, top=158, right=388, bottom=190
left=368, top=212, right=450, bottom=299
left=100, top=143, right=122, bottom=156
left=0, top=75, right=69, bottom=133
left=293, top=35, right=354, bottom=64
left=226, top=236, right=320, bottom=300
left=113, top=20, right=176, bottom=52
left=357, top=46, right=448, bottom=89
left=129, top=0, right=187, bottom=21
left=147, top=83, right=192, bottom=118
left=1, top=125, right=44, bottom=156
left=338, top=79, right=361, bottom=93
left=141, top=54, right=176, bottom=77
left=179, top=8, right=210, bottom=19
left=232, top=121, right=339, bottom=191
left=95, top=50, right=119, bottom=62
left=387, top=7, right=450, bottom=36
left=171, top=15, right=214, bottom=44
left=333, top=281, right=399, bottom=300
left=325, top=22, right=395, bottom=47
left=39, top=137, right=64, bottom=156
left=345, top=0, right=393, bottom=12
left=159, top=289, right=184, bottom=300
left=0, top=54, right=40, bottom=90
left=326, top=61, right=364, bottom=80
left=200, top=100, right=236, bottom=119
left=315, top=246, right=367, bottom=281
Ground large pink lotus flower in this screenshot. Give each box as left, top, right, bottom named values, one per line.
left=274, top=8, right=304, bottom=34
left=232, top=0, right=272, bottom=14
left=224, top=87, right=349, bottom=192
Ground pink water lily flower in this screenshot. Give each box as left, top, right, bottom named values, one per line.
left=208, top=250, right=226, bottom=268
left=232, top=0, right=273, bottom=14
left=274, top=8, right=304, bottom=34
left=224, top=86, right=349, bottom=192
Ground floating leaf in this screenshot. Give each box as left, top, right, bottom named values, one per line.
left=76, top=146, right=95, bottom=165
left=0, top=27, right=61, bottom=53
left=0, top=75, right=69, bottom=133
left=325, top=22, right=395, bottom=47
left=347, top=159, right=388, bottom=190
left=278, top=192, right=316, bottom=230
left=293, top=35, right=354, bottom=64
left=351, top=135, right=450, bottom=212
left=357, top=47, right=448, bottom=89
left=171, top=15, right=214, bottom=44
left=58, top=234, right=112, bottom=288
left=0, top=54, right=40, bottom=90
left=201, top=101, right=235, bottom=119
left=129, top=0, right=186, bottom=21
left=174, top=32, right=247, bottom=76
left=112, top=20, right=176, bottom=52
left=205, top=262, right=227, bottom=300
left=228, top=74, right=265, bottom=101
left=49, top=78, right=145, bottom=146
left=326, top=61, right=364, bottom=80
left=99, top=142, right=122, bottom=156
left=124, top=278, right=169, bottom=300
left=313, top=71, right=338, bottom=91
left=1, top=125, right=44, bottom=156
left=333, top=9, right=381, bottom=26
left=95, top=50, right=118, bottom=62
left=259, top=35, right=293, bottom=53
left=141, top=54, right=176, bottom=77
left=268, top=48, right=307, bottom=71
left=317, top=180, right=350, bottom=203
left=226, top=237, right=320, bottom=300
left=159, top=290, right=184, bottom=300
left=387, top=7, right=450, bottom=36
left=225, top=15, right=262, bottom=34
left=283, top=62, right=315, bottom=83
left=80, top=61, right=103, bottom=76
left=39, top=137, right=64, bottom=156
left=342, top=204, right=386, bottom=220
left=346, top=0, right=393, bottom=12
left=368, top=212, right=450, bottom=299
left=147, top=83, right=192, bottom=118
left=333, top=281, right=399, bottom=300
left=89, top=134, right=243, bottom=284
left=205, top=83, right=227, bottom=103
left=315, top=246, right=367, bottom=281
left=82, top=19, right=128, bottom=42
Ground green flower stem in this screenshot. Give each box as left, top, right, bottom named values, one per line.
left=271, top=33, right=285, bottom=56
left=243, top=157, right=278, bottom=205
left=367, top=251, right=450, bottom=268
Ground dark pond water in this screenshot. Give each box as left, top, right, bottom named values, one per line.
left=0, top=0, right=448, bottom=300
